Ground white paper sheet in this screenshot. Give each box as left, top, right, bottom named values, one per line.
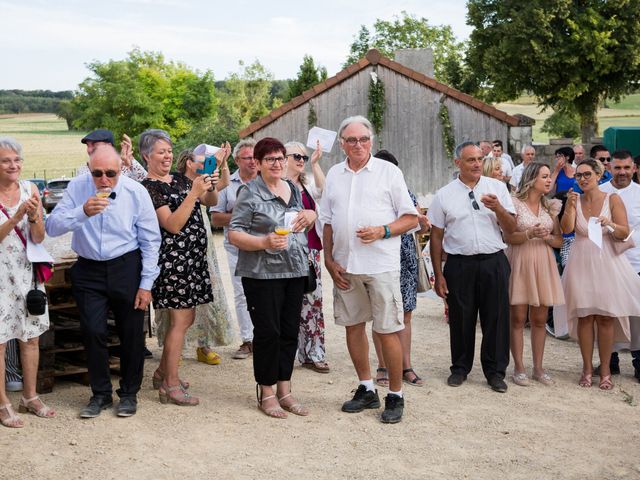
left=284, top=211, right=298, bottom=231
left=587, top=217, right=603, bottom=249
left=306, top=127, right=337, bottom=153
left=27, top=235, right=55, bottom=263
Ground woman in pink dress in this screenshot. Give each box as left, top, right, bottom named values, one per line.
left=560, top=159, right=637, bottom=390
left=505, top=163, right=564, bottom=386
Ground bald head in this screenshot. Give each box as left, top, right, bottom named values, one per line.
left=87, top=144, right=122, bottom=189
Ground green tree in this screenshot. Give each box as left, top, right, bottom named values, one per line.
left=344, top=11, right=465, bottom=86
left=71, top=48, right=217, bottom=144
left=540, top=109, right=581, bottom=139
left=217, top=60, right=276, bottom=132
left=55, top=100, right=76, bottom=130
left=286, top=55, right=328, bottom=101
left=466, top=0, right=640, bottom=142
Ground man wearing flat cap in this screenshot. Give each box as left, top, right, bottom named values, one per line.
left=78, top=129, right=147, bottom=181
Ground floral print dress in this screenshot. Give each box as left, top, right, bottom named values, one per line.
left=142, top=173, right=213, bottom=309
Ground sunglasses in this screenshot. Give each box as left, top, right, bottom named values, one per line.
left=596, top=156, right=611, bottom=163
left=468, top=191, right=480, bottom=210
left=287, top=153, right=309, bottom=162
left=575, top=171, right=593, bottom=180
left=90, top=169, right=118, bottom=178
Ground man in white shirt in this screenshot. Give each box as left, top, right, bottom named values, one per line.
left=320, top=115, right=417, bottom=423
left=573, top=144, right=585, bottom=166
left=429, top=142, right=516, bottom=393
left=599, top=149, right=640, bottom=382
left=211, top=139, right=257, bottom=360
left=509, top=145, right=536, bottom=191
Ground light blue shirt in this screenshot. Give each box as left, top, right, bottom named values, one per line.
left=45, top=173, right=161, bottom=290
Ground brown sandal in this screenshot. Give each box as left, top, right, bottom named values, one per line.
left=278, top=392, right=309, bottom=416
left=152, top=369, right=189, bottom=390
left=599, top=375, right=614, bottom=391
left=159, top=383, right=199, bottom=406
left=301, top=361, right=330, bottom=374
left=0, top=404, right=24, bottom=428
left=257, top=385, right=287, bottom=419
left=375, top=367, right=389, bottom=387
left=18, top=396, right=55, bottom=418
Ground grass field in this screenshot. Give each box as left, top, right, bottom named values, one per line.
left=496, top=93, right=640, bottom=143
left=0, top=113, right=86, bottom=179
left=2, top=95, right=640, bottom=177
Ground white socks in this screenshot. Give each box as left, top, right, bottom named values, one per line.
left=360, top=379, right=375, bottom=392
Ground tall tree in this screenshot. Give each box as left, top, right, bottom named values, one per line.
left=344, top=11, right=465, bottom=87
left=466, top=0, right=640, bottom=142
left=217, top=60, right=276, bottom=131
left=286, top=55, right=328, bottom=101
left=71, top=48, right=216, bottom=143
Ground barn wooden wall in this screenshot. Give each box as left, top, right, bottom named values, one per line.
left=249, top=66, right=510, bottom=197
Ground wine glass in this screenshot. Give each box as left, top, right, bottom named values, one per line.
left=265, top=226, right=290, bottom=254
left=96, top=187, right=112, bottom=199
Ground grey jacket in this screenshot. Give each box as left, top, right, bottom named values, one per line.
left=229, top=175, right=309, bottom=279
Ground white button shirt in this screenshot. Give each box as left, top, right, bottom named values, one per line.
left=429, top=176, right=515, bottom=255
left=319, top=156, right=417, bottom=275
left=509, top=163, right=525, bottom=189
left=600, top=181, right=640, bottom=272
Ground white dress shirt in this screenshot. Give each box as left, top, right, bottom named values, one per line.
left=600, top=181, right=640, bottom=272
left=510, top=163, right=525, bottom=189
left=319, top=156, right=417, bottom=275
left=429, top=176, right=515, bottom=255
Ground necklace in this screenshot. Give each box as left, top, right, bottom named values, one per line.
left=0, top=184, right=19, bottom=206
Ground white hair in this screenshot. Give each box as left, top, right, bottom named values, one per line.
left=337, top=115, right=374, bottom=139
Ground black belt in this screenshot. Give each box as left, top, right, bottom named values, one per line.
left=78, top=249, right=140, bottom=266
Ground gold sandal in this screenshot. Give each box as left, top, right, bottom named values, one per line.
left=277, top=392, right=309, bottom=416
left=257, top=385, right=287, bottom=419
left=18, top=396, right=55, bottom=418
left=152, top=369, right=190, bottom=390
left=0, top=403, right=24, bottom=428
left=159, top=383, right=199, bottom=406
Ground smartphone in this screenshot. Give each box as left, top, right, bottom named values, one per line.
left=197, top=155, right=217, bottom=175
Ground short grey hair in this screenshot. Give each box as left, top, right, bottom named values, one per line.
left=233, top=138, right=256, bottom=158
left=338, top=115, right=374, bottom=140
left=138, top=129, right=172, bottom=162
left=454, top=141, right=477, bottom=160
left=0, top=137, right=23, bottom=159
left=89, top=144, right=122, bottom=167
left=521, top=144, right=535, bottom=155
left=284, top=141, right=307, bottom=154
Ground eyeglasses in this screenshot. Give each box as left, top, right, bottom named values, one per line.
left=90, top=169, right=118, bottom=178
left=342, top=136, right=371, bottom=146
left=596, top=156, right=611, bottom=163
left=575, top=171, right=594, bottom=180
left=262, top=156, right=287, bottom=165
left=238, top=156, right=254, bottom=161
left=287, top=153, right=309, bottom=162
left=468, top=191, right=480, bottom=210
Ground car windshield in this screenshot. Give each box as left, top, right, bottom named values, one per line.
left=47, top=181, right=70, bottom=189
left=32, top=179, right=46, bottom=189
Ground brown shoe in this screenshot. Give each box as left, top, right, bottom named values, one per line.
left=233, top=341, right=253, bottom=360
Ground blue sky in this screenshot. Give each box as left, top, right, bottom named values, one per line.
left=1, top=0, right=471, bottom=91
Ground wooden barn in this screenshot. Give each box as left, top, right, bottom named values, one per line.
left=239, top=49, right=527, bottom=196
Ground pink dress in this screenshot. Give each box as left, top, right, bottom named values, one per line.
left=506, top=198, right=565, bottom=307
left=561, top=194, right=635, bottom=342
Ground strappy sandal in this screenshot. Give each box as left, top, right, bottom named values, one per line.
left=579, top=372, right=593, bottom=388
left=599, top=375, right=614, bottom=391
left=403, top=368, right=424, bottom=387
left=257, top=385, right=287, bottom=419
left=532, top=372, right=554, bottom=386
left=159, top=383, right=199, bottom=406
left=18, top=396, right=55, bottom=418
left=278, top=392, right=309, bottom=416
left=152, top=369, right=189, bottom=390
left=0, top=404, right=24, bottom=428
left=375, top=367, right=389, bottom=387
left=301, top=361, right=330, bottom=374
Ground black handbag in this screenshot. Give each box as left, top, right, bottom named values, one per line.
left=303, top=258, right=317, bottom=294
left=26, top=268, right=47, bottom=316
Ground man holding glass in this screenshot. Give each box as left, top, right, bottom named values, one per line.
left=46, top=145, right=161, bottom=418
left=320, top=115, right=417, bottom=424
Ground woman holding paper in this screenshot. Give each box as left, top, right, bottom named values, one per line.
left=229, top=137, right=316, bottom=419
left=284, top=140, right=330, bottom=373
left=0, top=137, right=55, bottom=428
left=560, top=159, right=639, bottom=390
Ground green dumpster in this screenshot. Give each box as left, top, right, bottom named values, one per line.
left=603, top=127, right=640, bottom=157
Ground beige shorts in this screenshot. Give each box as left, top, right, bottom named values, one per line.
left=333, top=271, right=404, bottom=334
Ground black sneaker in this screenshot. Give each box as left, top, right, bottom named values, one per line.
left=447, top=372, right=467, bottom=387
left=116, top=397, right=137, bottom=417
left=144, top=347, right=153, bottom=359
left=341, top=385, right=380, bottom=413
left=380, top=394, right=404, bottom=424
left=488, top=376, right=508, bottom=393
left=80, top=396, right=113, bottom=418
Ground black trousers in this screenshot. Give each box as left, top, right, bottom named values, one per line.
left=444, top=251, right=510, bottom=380
left=70, top=250, right=145, bottom=399
left=242, top=277, right=305, bottom=385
